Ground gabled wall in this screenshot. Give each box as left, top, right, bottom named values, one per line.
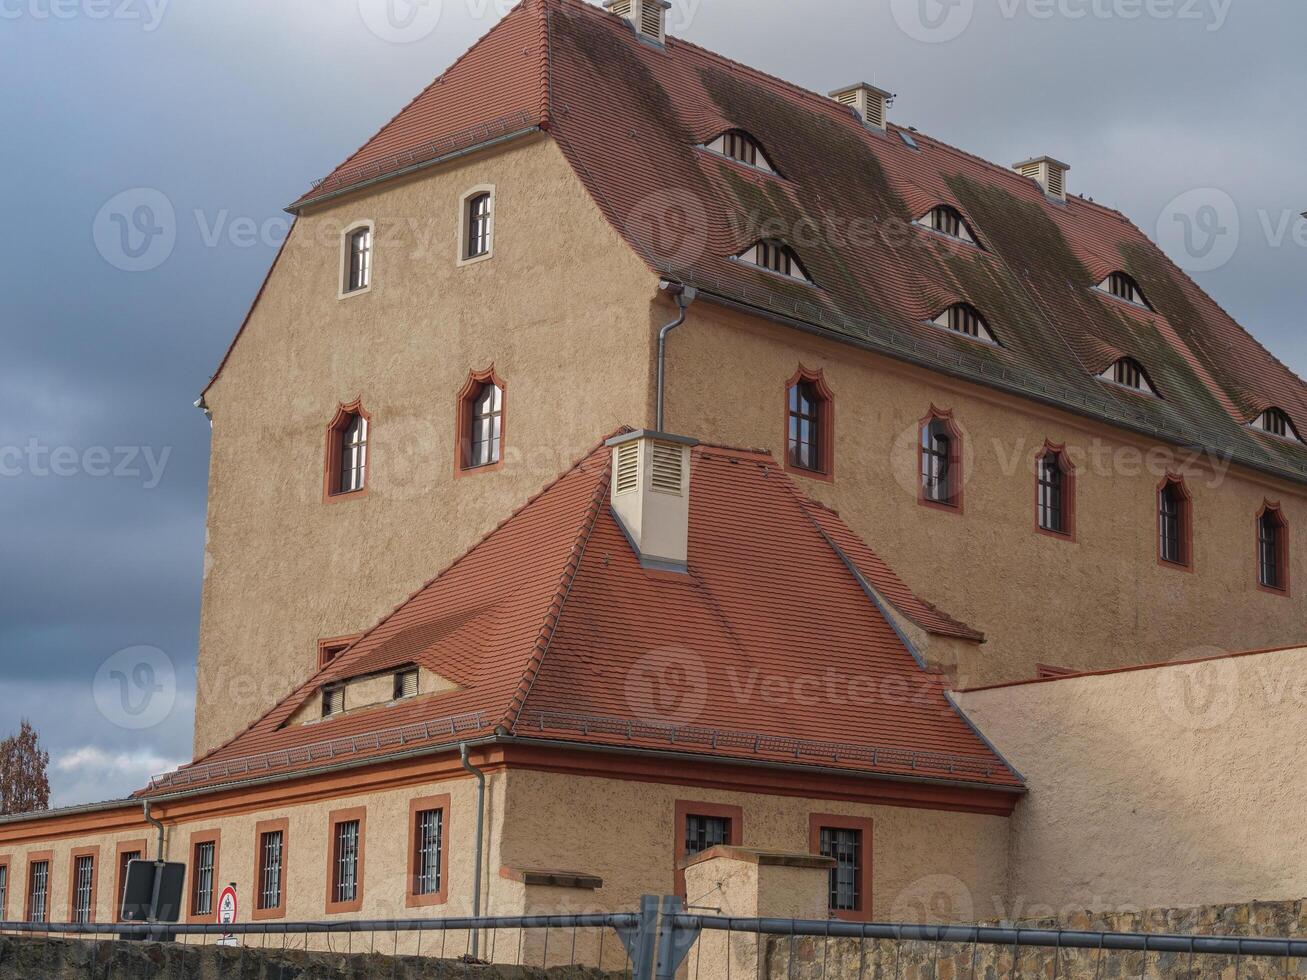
left=196, top=134, right=659, bottom=756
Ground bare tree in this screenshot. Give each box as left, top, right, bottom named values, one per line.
left=0, top=720, right=51, bottom=816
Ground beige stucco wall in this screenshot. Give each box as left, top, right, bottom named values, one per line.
left=953, top=646, right=1307, bottom=916
left=662, top=301, right=1307, bottom=686
left=196, top=133, right=660, bottom=756
left=498, top=769, right=1010, bottom=923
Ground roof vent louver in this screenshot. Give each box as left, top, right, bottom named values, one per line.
left=605, top=0, right=669, bottom=44
left=829, top=82, right=894, bottom=132
left=607, top=430, right=697, bottom=572
left=1014, top=156, right=1070, bottom=202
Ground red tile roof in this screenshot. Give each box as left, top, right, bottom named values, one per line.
left=288, top=0, right=1307, bottom=487
left=145, top=438, right=1017, bottom=796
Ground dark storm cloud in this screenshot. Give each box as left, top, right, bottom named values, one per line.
left=2, top=0, right=1304, bottom=806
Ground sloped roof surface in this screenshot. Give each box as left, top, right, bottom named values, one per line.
left=145, top=440, right=1016, bottom=795
left=294, top=0, right=1307, bottom=484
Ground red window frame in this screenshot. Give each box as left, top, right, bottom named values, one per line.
left=919, top=407, right=964, bottom=513
left=1034, top=441, right=1076, bottom=541
left=186, top=829, right=221, bottom=924
left=323, top=400, right=371, bottom=502
left=455, top=367, right=507, bottom=477
left=783, top=366, right=835, bottom=481
left=325, top=807, right=367, bottom=915
left=808, top=814, right=874, bottom=922
left=113, top=839, right=147, bottom=922
left=406, top=795, right=452, bottom=908
left=252, top=818, right=289, bottom=921
left=673, top=800, right=743, bottom=898
left=1157, top=475, right=1193, bottom=571
left=1256, top=502, right=1290, bottom=596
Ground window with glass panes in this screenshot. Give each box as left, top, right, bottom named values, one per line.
left=336, top=413, right=368, bottom=494
left=921, top=420, right=956, bottom=506
left=117, top=850, right=140, bottom=920
left=332, top=820, right=361, bottom=905
left=193, top=842, right=216, bottom=917
left=346, top=227, right=371, bottom=293
left=1038, top=452, right=1067, bottom=534
left=466, top=193, right=492, bottom=259
left=28, top=861, right=49, bottom=923
left=1159, top=481, right=1188, bottom=565
left=258, top=831, right=284, bottom=911
left=1259, top=509, right=1287, bottom=591
left=414, top=808, right=444, bottom=896
left=819, top=827, right=862, bottom=912
left=0, top=864, right=8, bottom=919
left=788, top=381, right=822, bottom=472
left=467, top=383, right=503, bottom=468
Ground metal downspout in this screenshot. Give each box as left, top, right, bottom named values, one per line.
left=460, top=743, right=488, bottom=958
left=655, top=282, right=698, bottom=432
left=142, top=800, right=167, bottom=924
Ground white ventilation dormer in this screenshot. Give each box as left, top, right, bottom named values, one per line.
left=1014, top=156, right=1070, bottom=202
left=829, top=82, right=894, bottom=132
left=607, top=430, right=697, bottom=573
left=605, top=0, right=670, bottom=45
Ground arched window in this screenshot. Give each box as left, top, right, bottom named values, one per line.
left=1099, top=358, right=1159, bottom=397
left=1096, top=271, right=1150, bottom=308
left=785, top=368, right=834, bottom=478
left=343, top=224, right=372, bottom=294
left=932, top=304, right=996, bottom=345
left=705, top=130, right=778, bottom=174
left=457, top=368, right=506, bottom=473
left=1036, top=445, right=1075, bottom=539
left=1251, top=408, right=1301, bottom=442
left=738, top=241, right=811, bottom=283
left=1257, top=504, right=1289, bottom=594
left=325, top=403, right=369, bottom=499
left=919, top=409, right=962, bottom=511
left=916, top=205, right=978, bottom=245
left=460, top=187, right=495, bottom=263
left=1157, top=476, right=1192, bottom=568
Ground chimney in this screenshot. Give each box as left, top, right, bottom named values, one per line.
left=1014, top=156, right=1070, bottom=202
left=829, top=82, right=894, bottom=132
left=606, top=430, right=697, bottom=573
left=605, top=0, right=671, bottom=45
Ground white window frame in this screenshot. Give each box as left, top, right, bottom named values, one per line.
left=734, top=241, right=812, bottom=284
left=458, top=185, right=496, bottom=267
left=1097, top=359, right=1159, bottom=397
left=914, top=206, right=979, bottom=247
left=931, top=304, right=997, bottom=345
left=701, top=131, right=778, bottom=175
left=1094, top=272, right=1150, bottom=310
left=339, top=220, right=375, bottom=300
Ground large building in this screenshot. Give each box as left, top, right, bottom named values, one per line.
left=3, top=0, right=1306, bottom=940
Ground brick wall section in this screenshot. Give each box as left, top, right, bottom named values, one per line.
left=762, top=900, right=1307, bottom=979
left=0, top=936, right=624, bottom=980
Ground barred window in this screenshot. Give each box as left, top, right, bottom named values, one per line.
left=414, top=809, right=444, bottom=896
left=332, top=821, right=361, bottom=906
left=117, top=850, right=140, bottom=921
left=465, top=192, right=492, bottom=260
left=0, top=864, right=8, bottom=920
left=28, top=860, right=49, bottom=923
left=193, top=842, right=216, bottom=918
left=257, top=831, right=284, bottom=911
left=73, top=855, right=95, bottom=924
left=685, top=814, right=731, bottom=856
left=345, top=226, right=372, bottom=293
left=819, top=827, right=862, bottom=912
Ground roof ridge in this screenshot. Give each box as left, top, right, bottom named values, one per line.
left=499, top=451, right=612, bottom=732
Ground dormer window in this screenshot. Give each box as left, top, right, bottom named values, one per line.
left=1099, top=358, right=1158, bottom=397
left=322, top=685, right=345, bottom=719
left=917, top=206, right=978, bottom=246
left=704, top=131, right=777, bottom=174
left=393, top=668, right=419, bottom=701
left=932, top=304, right=996, bottom=344
left=1096, top=272, right=1150, bottom=309
left=737, top=241, right=810, bottom=283
left=1251, top=408, right=1301, bottom=442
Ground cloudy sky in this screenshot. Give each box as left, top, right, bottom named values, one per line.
left=2, top=0, right=1304, bottom=808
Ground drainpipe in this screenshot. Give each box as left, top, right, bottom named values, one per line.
left=460, top=743, right=487, bottom=958
left=655, top=282, right=698, bottom=432
left=142, top=800, right=167, bottom=925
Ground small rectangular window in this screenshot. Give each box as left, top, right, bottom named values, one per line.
left=819, top=827, right=862, bottom=913
left=322, top=685, right=345, bottom=718
left=468, top=383, right=503, bottom=468
left=345, top=227, right=372, bottom=293
left=72, top=855, right=95, bottom=924
left=117, top=849, right=141, bottom=921
left=258, top=831, right=284, bottom=912
left=394, top=668, right=419, bottom=700
left=332, top=821, right=361, bottom=906
left=684, top=814, right=731, bottom=856
left=0, top=863, right=8, bottom=921
left=28, top=860, right=49, bottom=923
left=465, top=192, right=492, bottom=260
left=192, top=842, right=216, bottom=918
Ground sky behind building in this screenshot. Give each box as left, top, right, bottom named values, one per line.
left=1, top=0, right=1304, bottom=807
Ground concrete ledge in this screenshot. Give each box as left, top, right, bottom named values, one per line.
left=681, top=846, right=836, bottom=871
left=500, top=865, right=604, bottom=889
